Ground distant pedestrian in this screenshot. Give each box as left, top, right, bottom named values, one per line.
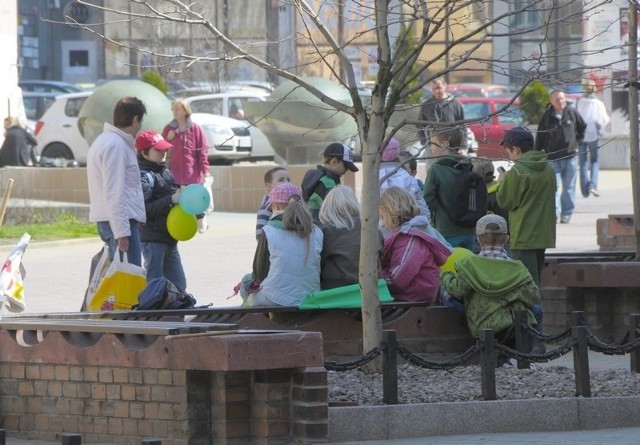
left=0, top=116, right=36, bottom=167
left=87, top=97, right=147, bottom=266
left=535, top=90, right=586, bottom=223
left=301, top=142, right=359, bottom=223
left=255, top=166, right=290, bottom=239
left=576, top=79, right=609, bottom=198
left=135, top=130, right=187, bottom=292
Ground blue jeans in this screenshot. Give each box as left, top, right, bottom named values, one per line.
left=551, top=157, right=578, bottom=219
left=578, top=140, right=599, bottom=197
left=142, top=242, right=187, bottom=293
left=97, top=220, right=142, bottom=267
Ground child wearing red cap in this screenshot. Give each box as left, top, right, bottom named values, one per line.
left=135, top=130, right=188, bottom=293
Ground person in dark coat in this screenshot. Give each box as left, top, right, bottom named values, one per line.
left=135, top=130, right=187, bottom=293
left=0, top=116, right=36, bottom=167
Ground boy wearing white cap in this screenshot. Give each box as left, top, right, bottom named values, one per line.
left=440, top=214, right=540, bottom=357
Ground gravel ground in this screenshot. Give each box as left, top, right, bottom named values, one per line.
left=328, top=364, right=640, bottom=405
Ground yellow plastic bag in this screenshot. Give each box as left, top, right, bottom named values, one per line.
left=87, top=253, right=146, bottom=312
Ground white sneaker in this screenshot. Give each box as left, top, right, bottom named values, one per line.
left=198, top=218, right=208, bottom=234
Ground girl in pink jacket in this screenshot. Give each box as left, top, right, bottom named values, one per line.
left=379, top=187, right=450, bottom=303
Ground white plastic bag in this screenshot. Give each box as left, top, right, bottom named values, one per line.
left=0, top=233, right=31, bottom=313
left=81, top=244, right=112, bottom=311
left=204, top=175, right=214, bottom=213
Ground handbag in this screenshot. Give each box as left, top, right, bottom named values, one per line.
left=81, top=244, right=111, bottom=311
left=87, top=253, right=146, bottom=312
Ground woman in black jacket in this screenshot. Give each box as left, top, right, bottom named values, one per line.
left=0, top=116, right=36, bottom=167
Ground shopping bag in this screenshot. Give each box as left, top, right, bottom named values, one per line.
left=299, top=279, right=393, bottom=310
left=87, top=253, right=146, bottom=312
left=81, top=244, right=111, bottom=311
left=204, top=175, right=214, bottom=213
left=0, top=233, right=31, bottom=314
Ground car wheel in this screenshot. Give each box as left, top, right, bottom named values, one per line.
left=42, top=143, right=74, bottom=160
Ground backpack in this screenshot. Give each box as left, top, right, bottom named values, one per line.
left=447, top=163, right=487, bottom=227
left=134, top=277, right=197, bottom=310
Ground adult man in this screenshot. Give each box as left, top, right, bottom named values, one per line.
left=576, top=79, right=610, bottom=198
left=496, top=126, right=556, bottom=288
left=534, top=90, right=586, bottom=224
left=418, top=77, right=466, bottom=158
left=301, top=142, right=359, bottom=223
left=87, top=97, right=147, bottom=266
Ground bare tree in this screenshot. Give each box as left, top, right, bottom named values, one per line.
left=74, top=0, right=616, bottom=362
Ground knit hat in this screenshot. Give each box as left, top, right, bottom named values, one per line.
left=269, top=182, right=302, bottom=205
left=472, top=158, right=495, bottom=180
left=476, top=214, right=508, bottom=235
left=381, top=137, right=401, bottom=162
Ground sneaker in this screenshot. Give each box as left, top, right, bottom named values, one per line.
left=198, top=218, right=208, bottom=234
left=560, top=216, right=570, bottom=224
left=589, top=188, right=600, bottom=197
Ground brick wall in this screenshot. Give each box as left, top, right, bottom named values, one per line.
left=0, top=329, right=327, bottom=444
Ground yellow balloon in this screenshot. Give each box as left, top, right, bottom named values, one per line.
left=440, top=247, right=474, bottom=273
left=166, top=206, right=198, bottom=241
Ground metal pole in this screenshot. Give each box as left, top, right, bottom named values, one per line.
left=629, top=2, right=640, bottom=259
left=382, top=330, right=398, bottom=405
left=480, top=329, right=497, bottom=400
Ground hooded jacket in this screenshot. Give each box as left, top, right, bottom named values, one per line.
left=423, top=155, right=476, bottom=238
left=534, top=104, right=586, bottom=160
left=441, top=255, right=539, bottom=338
left=138, top=158, right=180, bottom=245
left=379, top=161, right=431, bottom=220
left=381, top=215, right=451, bottom=303
left=495, top=150, right=556, bottom=249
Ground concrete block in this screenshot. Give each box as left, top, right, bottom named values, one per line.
left=577, top=397, right=640, bottom=429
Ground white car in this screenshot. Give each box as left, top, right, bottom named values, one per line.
left=190, top=112, right=253, bottom=164
left=34, top=91, right=92, bottom=164
left=182, top=90, right=277, bottom=161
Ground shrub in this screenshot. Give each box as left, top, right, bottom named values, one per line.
left=519, top=81, right=549, bottom=125
left=141, top=70, right=169, bottom=96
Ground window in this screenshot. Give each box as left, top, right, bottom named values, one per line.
left=190, top=99, right=223, bottom=115
left=69, top=50, right=88, bottom=67
left=65, top=97, right=88, bottom=118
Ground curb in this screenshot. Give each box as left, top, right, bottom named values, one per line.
left=329, top=396, right=640, bottom=442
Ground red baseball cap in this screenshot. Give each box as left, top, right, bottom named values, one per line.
left=135, top=130, right=172, bottom=152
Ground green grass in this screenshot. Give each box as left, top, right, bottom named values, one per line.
left=0, top=215, right=98, bottom=245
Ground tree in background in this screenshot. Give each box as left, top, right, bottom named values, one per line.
left=520, top=81, right=550, bottom=125
left=140, top=70, right=169, bottom=96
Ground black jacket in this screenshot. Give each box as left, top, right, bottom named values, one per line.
left=535, top=104, right=586, bottom=161
left=139, top=158, right=180, bottom=245
left=0, top=126, right=36, bottom=167
left=419, top=95, right=465, bottom=144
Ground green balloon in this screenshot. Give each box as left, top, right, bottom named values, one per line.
left=166, top=206, right=198, bottom=241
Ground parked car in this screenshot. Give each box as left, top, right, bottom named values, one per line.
left=22, top=92, right=57, bottom=123
left=190, top=113, right=252, bottom=164
left=458, top=97, right=523, bottom=159
left=19, top=80, right=83, bottom=94
left=181, top=91, right=276, bottom=161
left=33, top=91, right=92, bottom=163
left=447, top=83, right=511, bottom=98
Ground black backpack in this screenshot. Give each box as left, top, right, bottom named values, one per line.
left=134, top=277, right=197, bottom=310
left=447, top=163, right=488, bottom=227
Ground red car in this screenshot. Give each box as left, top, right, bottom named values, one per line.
left=458, top=97, right=523, bottom=159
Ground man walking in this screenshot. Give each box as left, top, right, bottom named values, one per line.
left=87, top=97, right=147, bottom=266
left=576, top=79, right=610, bottom=198
left=534, top=90, right=586, bottom=224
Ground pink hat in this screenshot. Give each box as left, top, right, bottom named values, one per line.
left=269, top=182, right=302, bottom=205
left=381, top=137, right=401, bottom=162
left=135, top=130, right=172, bottom=152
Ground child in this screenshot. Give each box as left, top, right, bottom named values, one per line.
left=440, top=214, right=539, bottom=350
left=379, top=187, right=450, bottom=303
left=256, top=166, right=291, bottom=239
left=302, top=142, right=359, bottom=222
left=246, top=182, right=323, bottom=306
left=472, top=158, right=509, bottom=225
left=398, top=150, right=424, bottom=191
left=380, top=137, right=430, bottom=220
left=135, top=130, right=187, bottom=293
